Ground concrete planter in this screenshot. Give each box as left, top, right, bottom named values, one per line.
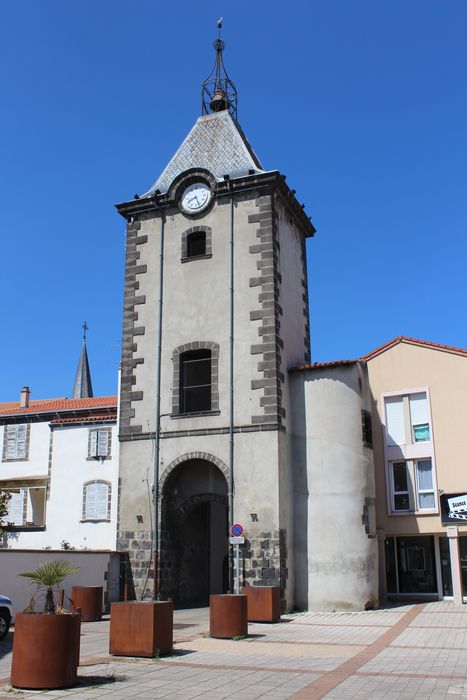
left=242, top=586, right=281, bottom=622
left=209, top=594, right=248, bottom=638
left=11, top=613, right=81, bottom=689
left=109, top=601, right=173, bottom=657
left=71, top=586, right=103, bottom=622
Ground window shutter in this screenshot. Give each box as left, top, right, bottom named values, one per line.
left=386, top=397, right=405, bottom=446
left=16, top=425, right=27, bottom=458
left=97, top=430, right=110, bottom=457
left=8, top=490, right=25, bottom=525
left=96, top=483, right=109, bottom=520
left=89, top=430, right=98, bottom=458
left=6, top=426, right=17, bottom=459
left=84, top=483, right=98, bottom=519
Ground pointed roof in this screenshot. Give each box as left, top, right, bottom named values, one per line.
left=143, top=111, right=265, bottom=196
left=73, top=340, right=93, bottom=399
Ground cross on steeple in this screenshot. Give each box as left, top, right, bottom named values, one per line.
left=82, top=321, right=88, bottom=341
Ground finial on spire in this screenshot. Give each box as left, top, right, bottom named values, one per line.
left=82, top=321, right=88, bottom=342
left=202, top=19, right=238, bottom=120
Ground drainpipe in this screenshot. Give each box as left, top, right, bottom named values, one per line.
left=152, top=211, right=165, bottom=600
left=228, top=184, right=235, bottom=592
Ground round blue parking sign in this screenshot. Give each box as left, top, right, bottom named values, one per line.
left=230, top=523, right=244, bottom=537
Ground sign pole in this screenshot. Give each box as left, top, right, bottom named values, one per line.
left=230, top=523, right=244, bottom=595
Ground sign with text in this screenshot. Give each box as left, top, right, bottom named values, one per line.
left=441, top=492, right=467, bottom=524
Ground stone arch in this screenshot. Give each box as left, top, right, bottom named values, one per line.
left=176, top=492, right=228, bottom=520
left=159, top=451, right=229, bottom=496
left=171, top=342, right=220, bottom=415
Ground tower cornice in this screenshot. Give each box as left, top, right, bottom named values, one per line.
left=116, top=171, right=316, bottom=238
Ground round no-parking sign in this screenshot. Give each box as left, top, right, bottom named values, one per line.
left=230, top=523, right=244, bottom=537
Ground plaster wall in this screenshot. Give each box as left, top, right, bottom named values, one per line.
left=0, top=550, right=120, bottom=617
left=291, top=363, right=378, bottom=611
left=1, top=423, right=118, bottom=551
left=0, top=423, right=50, bottom=480
left=367, top=342, right=467, bottom=536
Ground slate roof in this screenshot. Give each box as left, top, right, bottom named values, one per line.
left=72, top=340, right=93, bottom=399
left=143, top=111, right=265, bottom=196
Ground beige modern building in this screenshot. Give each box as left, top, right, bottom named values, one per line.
left=365, top=336, right=467, bottom=603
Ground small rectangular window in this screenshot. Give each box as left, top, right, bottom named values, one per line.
left=410, top=393, right=430, bottom=442
left=361, top=410, right=373, bottom=448
left=392, top=461, right=410, bottom=511
left=416, top=459, right=435, bottom=509
left=88, top=429, right=111, bottom=458
left=3, top=488, right=25, bottom=525
left=3, top=424, right=28, bottom=460
left=186, top=231, right=206, bottom=258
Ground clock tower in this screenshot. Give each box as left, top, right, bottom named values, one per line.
left=116, top=24, right=315, bottom=608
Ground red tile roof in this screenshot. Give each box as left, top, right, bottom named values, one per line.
left=361, top=335, right=467, bottom=361
left=0, top=396, right=117, bottom=417
left=291, top=336, right=467, bottom=372
left=51, top=414, right=117, bottom=425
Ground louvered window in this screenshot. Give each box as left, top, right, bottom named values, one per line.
left=3, top=424, right=28, bottom=460
left=88, top=429, right=111, bottom=458
left=83, top=481, right=110, bottom=521
left=5, top=489, right=25, bottom=525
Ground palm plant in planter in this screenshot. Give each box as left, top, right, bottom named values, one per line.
left=11, top=559, right=81, bottom=690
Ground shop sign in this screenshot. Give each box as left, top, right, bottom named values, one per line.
left=440, top=492, right=467, bottom=524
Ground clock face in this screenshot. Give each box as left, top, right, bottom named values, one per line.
left=181, top=183, right=211, bottom=213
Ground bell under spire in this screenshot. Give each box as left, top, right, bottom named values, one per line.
left=72, top=322, right=94, bottom=399
left=202, top=19, right=238, bottom=121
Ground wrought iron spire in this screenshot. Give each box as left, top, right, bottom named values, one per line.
left=72, top=322, right=94, bottom=399
left=202, top=19, right=238, bottom=120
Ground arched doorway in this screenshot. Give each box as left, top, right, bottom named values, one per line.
left=159, top=458, right=229, bottom=607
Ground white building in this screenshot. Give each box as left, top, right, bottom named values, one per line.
left=0, top=338, right=119, bottom=552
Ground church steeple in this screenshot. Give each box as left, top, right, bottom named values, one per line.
left=72, top=322, right=93, bottom=399
left=201, top=19, right=238, bottom=120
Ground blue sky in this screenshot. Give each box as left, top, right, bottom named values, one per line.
left=1, top=1, right=466, bottom=400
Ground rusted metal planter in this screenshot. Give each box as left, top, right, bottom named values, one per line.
left=241, top=586, right=281, bottom=622
left=109, top=600, right=173, bottom=657
left=11, top=613, right=81, bottom=689
left=210, top=594, right=248, bottom=638
left=71, top=586, right=103, bottom=622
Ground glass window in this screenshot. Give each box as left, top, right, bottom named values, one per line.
left=410, top=393, right=430, bottom=442
left=392, top=461, right=410, bottom=511
left=416, top=459, right=435, bottom=509
left=397, top=536, right=436, bottom=593
left=439, top=537, right=453, bottom=597
left=180, top=350, right=212, bottom=413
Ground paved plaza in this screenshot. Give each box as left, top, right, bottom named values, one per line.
left=2, top=602, right=467, bottom=698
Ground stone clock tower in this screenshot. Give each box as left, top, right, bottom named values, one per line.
left=116, top=26, right=315, bottom=608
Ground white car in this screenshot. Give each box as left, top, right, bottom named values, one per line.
left=0, top=595, right=13, bottom=640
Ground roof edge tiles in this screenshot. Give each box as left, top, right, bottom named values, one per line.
left=290, top=336, right=467, bottom=373
left=0, top=396, right=117, bottom=417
